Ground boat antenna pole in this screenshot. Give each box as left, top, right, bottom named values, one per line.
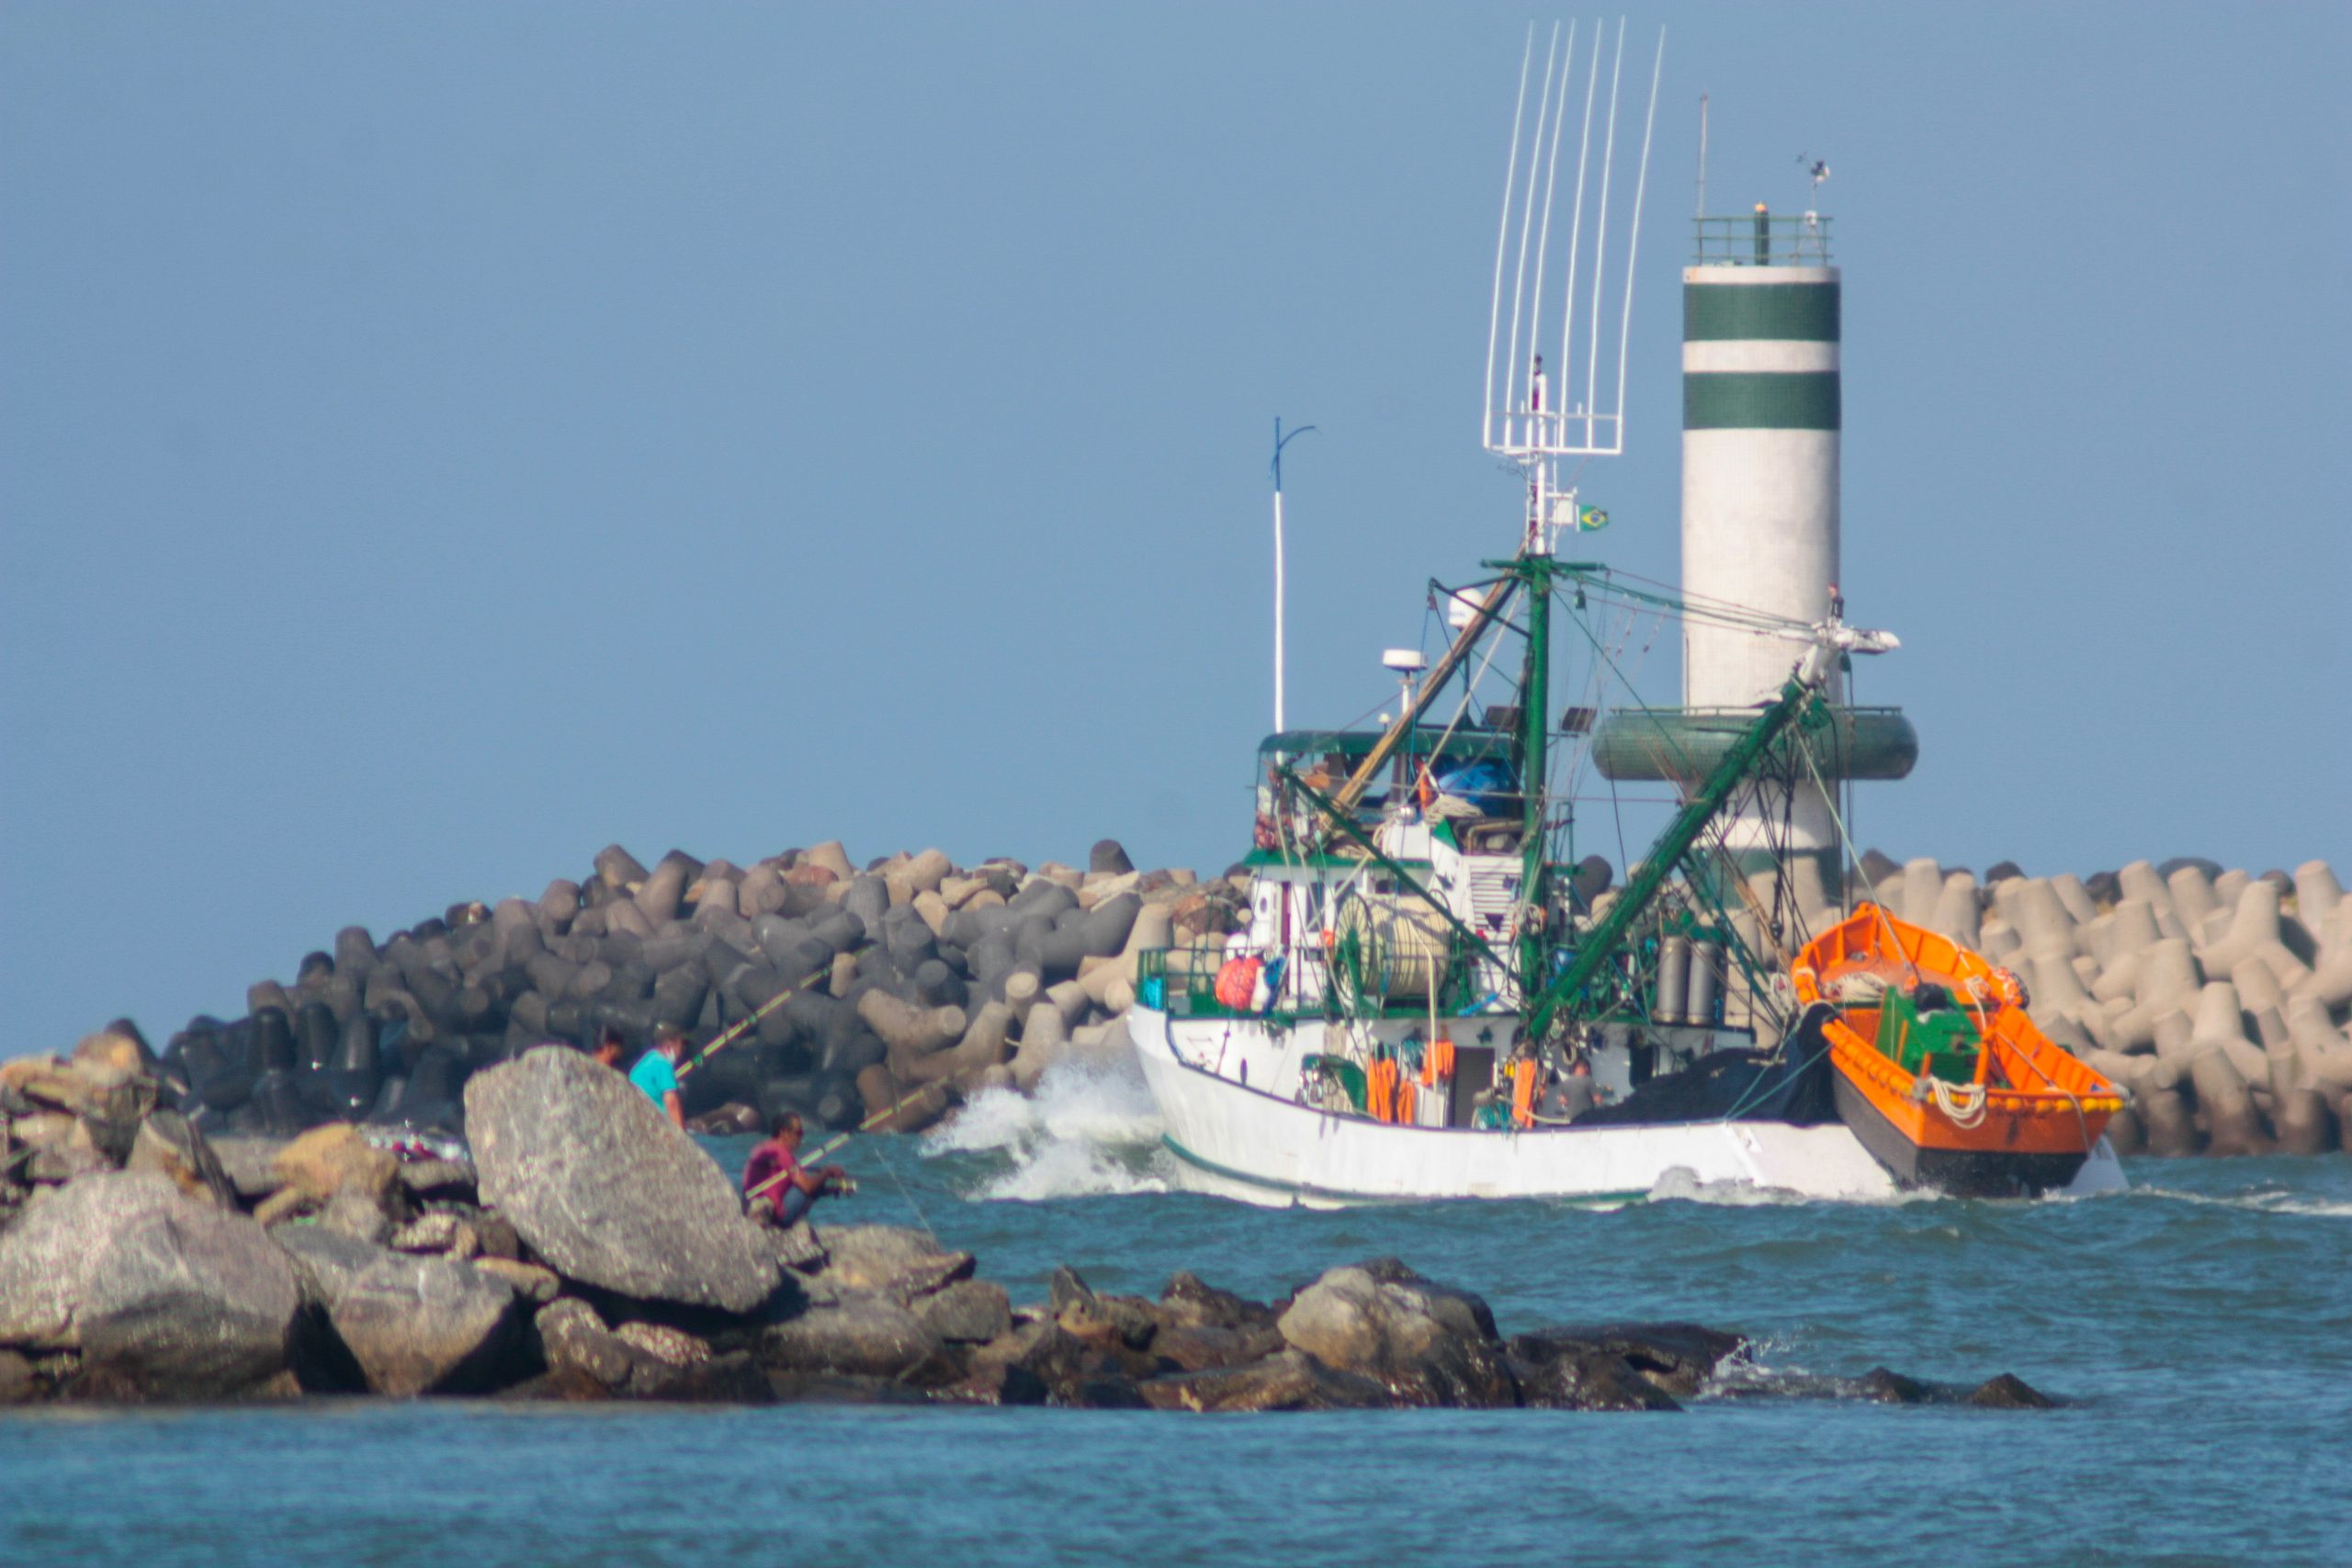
left=1270, top=419, right=1316, bottom=734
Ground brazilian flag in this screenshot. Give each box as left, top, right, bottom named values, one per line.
left=1577, top=504, right=1610, bottom=532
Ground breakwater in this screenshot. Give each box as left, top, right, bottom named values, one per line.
left=0, top=1044, right=2049, bottom=1410
left=134, top=839, right=1204, bottom=1148
left=28, top=837, right=2352, bottom=1160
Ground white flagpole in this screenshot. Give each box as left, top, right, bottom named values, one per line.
left=1271, top=419, right=1315, bottom=733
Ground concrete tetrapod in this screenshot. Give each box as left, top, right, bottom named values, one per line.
left=2201, top=882, right=2309, bottom=989
left=2289, top=997, right=2352, bottom=1093
left=2168, top=866, right=2222, bottom=931
left=2293, top=860, right=2342, bottom=926
left=2091, top=901, right=2165, bottom=1005
left=2177, top=984, right=2267, bottom=1156
left=2306, top=902, right=2352, bottom=1009
left=894, top=1001, right=1014, bottom=1089
left=1929, top=873, right=1981, bottom=950
left=1899, top=858, right=1942, bottom=931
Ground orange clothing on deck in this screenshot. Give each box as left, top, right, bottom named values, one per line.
left=1510, top=1058, right=1539, bottom=1128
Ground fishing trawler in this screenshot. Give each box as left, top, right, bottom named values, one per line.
left=1123, top=24, right=2125, bottom=1206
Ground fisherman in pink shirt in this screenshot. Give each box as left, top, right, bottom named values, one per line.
left=741, top=1111, right=847, bottom=1226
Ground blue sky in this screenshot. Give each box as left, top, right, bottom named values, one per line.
left=4, top=3, right=2345, bottom=1055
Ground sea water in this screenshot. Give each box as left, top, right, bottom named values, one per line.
left=5, top=1063, right=2348, bottom=1567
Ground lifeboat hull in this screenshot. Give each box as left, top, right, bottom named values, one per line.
left=1829, top=1070, right=2098, bottom=1198
left=1794, top=906, right=2127, bottom=1200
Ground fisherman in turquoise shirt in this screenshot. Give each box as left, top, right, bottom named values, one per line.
left=628, top=1022, right=689, bottom=1129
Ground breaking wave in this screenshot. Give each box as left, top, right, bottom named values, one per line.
left=922, top=1058, right=1173, bottom=1201
left=1645, top=1165, right=1912, bottom=1208
left=2126, top=1183, right=2352, bottom=1219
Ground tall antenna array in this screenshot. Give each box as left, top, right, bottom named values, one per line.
left=1480, top=18, right=1666, bottom=552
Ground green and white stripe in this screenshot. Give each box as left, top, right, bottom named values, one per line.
left=1683, top=266, right=1840, bottom=431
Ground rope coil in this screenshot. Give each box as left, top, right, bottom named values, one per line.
left=1920, top=1075, right=1987, bottom=1129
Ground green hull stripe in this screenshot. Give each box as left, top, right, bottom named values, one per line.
left=1684, top=283, right=1840, bottom=343
left=1159, top=1133, right=1649, bottom=1209
left=1684, top=372, right=1841, bottom=430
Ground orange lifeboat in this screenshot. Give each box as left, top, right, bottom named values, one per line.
left=1792, top=904, right=2127, bottom=1197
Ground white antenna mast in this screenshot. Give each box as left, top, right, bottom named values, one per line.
left=1695, top=92, right=1708, bottom=219
left=1270, top=418, right=1316, bottom=734
left=1480, top=17, right=1667, bottom=557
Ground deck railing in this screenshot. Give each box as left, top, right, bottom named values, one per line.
left=1691, top=212, right=1833, bottom=266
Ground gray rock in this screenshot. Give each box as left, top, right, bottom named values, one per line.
left=1275, top=1262, right=1514, bottom=1407
left=1516, top=1348, right=1680, bottom=1411
left=1968, top=1372, right=2056, bottom=1409
left=615, top=1321, right=709, bottom=1367
left=274, top=1225, right=386, bottom=1308
left=22, top=1131, right=111, bottom=1186
left=915, top=1279, right=1012, bottom=1344
left=316, top=1190, right=394, bottom=1246
left=0, top=1347, right=37, bottom=1404
left=396, top=1157, right=477, bottom=1201
left=464, top=1046, right=781, bottom=1314
left=0, top=1172, right=190, bottom=1350
left=536, top=1297, right=640, bottom=1388
left=1156, top=1270, right=1274, bottom=1333
left=808, top=1224, right=974, bottom=1303
left=76, top=1200, right=304, bottom=1400
left=207, top=1137, right=289, bottom=1201
left=761, top=1290, right=952, bottom=1382
left=330, top=1252, right=521, bottom=1395
left=964, top=1319, right=1136, bottom=1406
left=1047, top=1264, right=1095, bottom=1314
left=1506, top=1323, right=1746, bottom=1399
left=1151, top=1323, right=1285, bottom=1372
left=390, top=1210, right=478, bottom=1258
left=1855, top=1366, right=1937, bottom=1404
left=124, top=1112, right=236, bottom=1209
left=639, top=1350, right=774, bottom=1404
left=1057, top=1290, right=1159, bottom=1351
left=1140, top=1348, right=1390, bottom=1412
left=470, top=1258, right=560, bottom=1303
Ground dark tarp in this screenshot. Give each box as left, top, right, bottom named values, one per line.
left=1576, top=1002, right=1840, bottom=1127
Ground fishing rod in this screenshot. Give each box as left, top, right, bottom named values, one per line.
left=676, top=965, right=831, bottom=1078
left=742, top=1082, right=941, bottom=1202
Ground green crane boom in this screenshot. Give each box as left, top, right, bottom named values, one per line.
left=1523, top=663, right=1826, bottom=1043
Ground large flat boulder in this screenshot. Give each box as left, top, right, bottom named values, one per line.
left=0, top=1173, right=191, bottom=1350
left=330, top=1253, right=522, bottom=1396
left=275, top=1225, right=388, bottom=1307
left=277, top=1224, right=528, bottom=1394
left=760, top=1291, right=953, bottom=1382
left=76, top=1199, right=304, bottom=1399
left=808, top=1224, right=975, bottom=1303
left=1276, top=1261, right=1515, bottom=1408
left=464, top=1046, right=782, bottom=1314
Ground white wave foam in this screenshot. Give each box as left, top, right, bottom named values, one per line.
left=922, top=1058, right=1170, bottom=1201
left=1645, top=1166, right=1915, bottom=1208
left=972, top=1136, right=1170, bottom=1202
left=2130, top=1185, right=2352, bottom=1218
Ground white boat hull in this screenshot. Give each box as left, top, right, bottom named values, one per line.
left=1127, top=1007, right=2126, bottom=1207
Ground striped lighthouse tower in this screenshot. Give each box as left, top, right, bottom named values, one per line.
left=1593, top=205, right=1914, bottom=884
left=1681, top=206, right=1849, bottom=871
